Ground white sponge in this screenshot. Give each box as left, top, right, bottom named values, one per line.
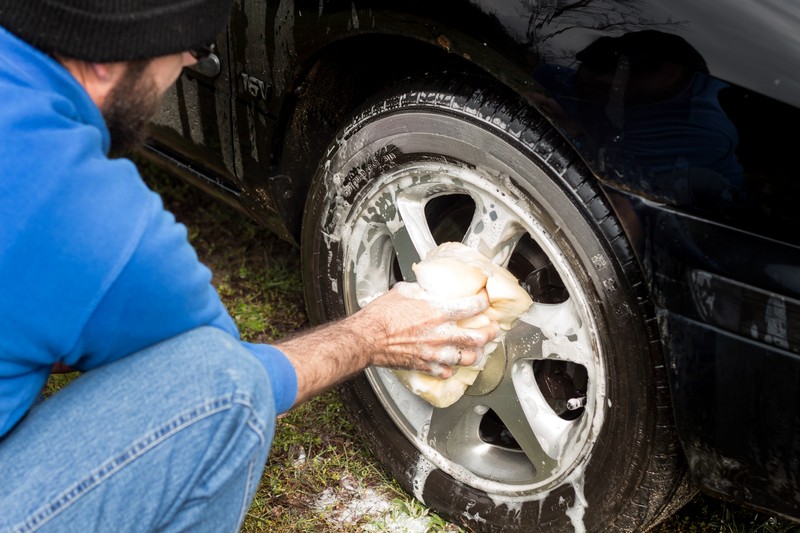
left=394, top=242, right=533, bottom=408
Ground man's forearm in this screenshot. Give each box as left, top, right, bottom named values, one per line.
left=276, top=314, right=373, bottom=406
left=274, top=284, right=497, bottom=408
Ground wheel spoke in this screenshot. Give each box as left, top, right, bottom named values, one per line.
left=502, top=320, right=546, bottom=368
left=462, top=200, right=525, bottom=266
left=487, top=379, right=560, bottom=476
left=507, top=360, right=576, bottom=463
left=387, top=224, right=422, bottom=282
left=425, top=399, right=480, bottom=454
left=390, top=191, right=439, bottom=281
left=520, top=299, right=582, bottom=337
left=425, top=395, right=542, bottom=482
left=519, top=299, right=595, bottom=368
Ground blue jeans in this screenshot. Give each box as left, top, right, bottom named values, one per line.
left=0, top=327, right=276, bottom=533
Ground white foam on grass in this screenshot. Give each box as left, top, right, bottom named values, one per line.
left=312, top=485, right=445, bottom=532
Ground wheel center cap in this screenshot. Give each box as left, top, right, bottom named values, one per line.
left=466, top=345, right=507, bottom=395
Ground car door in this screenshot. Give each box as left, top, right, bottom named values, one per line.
left=221, top=0, right=305, bottom=243
left=148, top=21, right=237, bottom=187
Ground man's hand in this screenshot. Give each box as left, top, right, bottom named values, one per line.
left=358, top=282, right=498, bottom=373
left=276, top=282, right=499, bottom=406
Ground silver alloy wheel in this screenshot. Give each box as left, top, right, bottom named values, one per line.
left=339, top=160, right=606, bottom=495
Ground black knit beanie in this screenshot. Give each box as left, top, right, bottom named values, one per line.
left=0, top=0, right=234, bottom=62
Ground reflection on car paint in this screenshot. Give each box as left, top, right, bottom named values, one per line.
left=535, top=31, right=742, bottom=212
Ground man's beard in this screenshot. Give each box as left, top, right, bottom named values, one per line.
left=101, top=60, right=163, bottom=157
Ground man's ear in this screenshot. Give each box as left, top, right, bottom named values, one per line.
left=59, top=58, right=128, bottom=109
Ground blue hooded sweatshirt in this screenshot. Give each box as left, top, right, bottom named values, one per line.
left=0, top=26, right=298, bottom=438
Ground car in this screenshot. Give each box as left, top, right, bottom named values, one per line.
left=142, top=0, right=800, bottom=531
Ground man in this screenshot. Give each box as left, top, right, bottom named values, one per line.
left=0, top=1, right=497, bottom=531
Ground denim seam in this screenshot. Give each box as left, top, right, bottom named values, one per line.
left=11, top=391, right=264, bottom=533
left=236, top=458, right=258, bottom=528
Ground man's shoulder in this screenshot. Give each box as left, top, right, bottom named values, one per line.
left=0, top=24, right=108, bottom=158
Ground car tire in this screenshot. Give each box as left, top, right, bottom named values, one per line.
left=301, top=75, right=692, bottom=532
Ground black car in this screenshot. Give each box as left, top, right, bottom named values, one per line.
left=143, top=1, right=800, bottom=531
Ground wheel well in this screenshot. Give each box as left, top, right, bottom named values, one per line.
left=277, top=35, right=489, bottom=240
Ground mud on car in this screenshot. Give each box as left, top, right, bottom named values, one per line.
left=143, top=1, right=800, bottom=531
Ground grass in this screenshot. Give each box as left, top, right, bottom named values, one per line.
left=48, top=159, right=799, bottom=532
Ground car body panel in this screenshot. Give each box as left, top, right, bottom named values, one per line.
left=628, top=193, right=800, bottom=516
left=145, top=0, right=800, bottom=518
left=149, top=32, right=237, bottom=183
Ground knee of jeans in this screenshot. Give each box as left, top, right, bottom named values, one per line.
left=169, top=327, right=276, bottom=428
